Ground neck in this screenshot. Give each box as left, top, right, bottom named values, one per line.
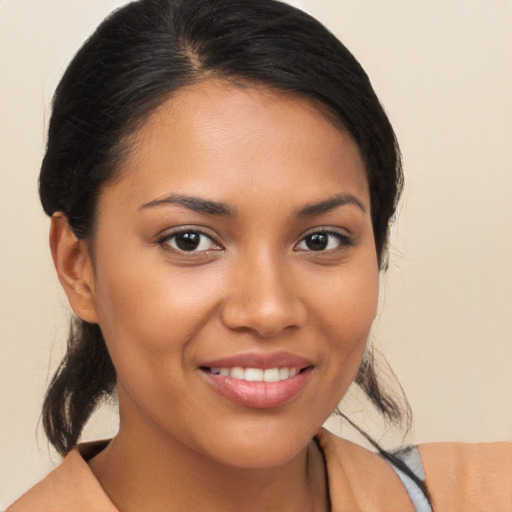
left=88, top=417, right=328, bottom=512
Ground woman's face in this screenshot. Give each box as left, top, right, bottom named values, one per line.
left=86, top=80, right=379, bottom=468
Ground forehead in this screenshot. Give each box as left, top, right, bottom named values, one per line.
left=108, top=79, right=369, bottom=211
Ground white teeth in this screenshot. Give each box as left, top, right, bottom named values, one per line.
left=230, top=366, right=245, bottom=379
left=245, top=368, right=264, bottom=381
left=279, top=367, right=290, bottom=380
left=208, top=366, right=301, bottom=382
left=263, top=368, right=280, bottom=382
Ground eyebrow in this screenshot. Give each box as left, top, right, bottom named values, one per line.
left=298, top=194, right=367, bottom=216
left=139, top=192, right=366, bottom=218
left=139, top=194, right=234, bottom=216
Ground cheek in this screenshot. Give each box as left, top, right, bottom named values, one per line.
left=312, top=256, right=379, bottom=391
left=90, top=255, right=224, bottom=426
left=91, top=244, right=224, bottom=365
left=314, top=256, right=379, bottom=338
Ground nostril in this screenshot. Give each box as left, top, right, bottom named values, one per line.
left=219, top=295, right=307, bottom=337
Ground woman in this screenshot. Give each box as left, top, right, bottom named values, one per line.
left=6, top=0, right=511, bottom=510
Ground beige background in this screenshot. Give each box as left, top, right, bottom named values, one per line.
left=1, top=0, right=511, bottom=506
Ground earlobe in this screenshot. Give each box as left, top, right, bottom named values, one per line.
left=49, top=213, right=99, bottom=324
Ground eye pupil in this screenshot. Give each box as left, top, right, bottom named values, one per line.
left=306, top=233, right=328, bottom=251
left=175, top=232, right=201, bottom=251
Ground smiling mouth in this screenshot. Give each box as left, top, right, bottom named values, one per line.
left=200, top=366, right=309, bottom=382
left=200, top=364, right=313, bottom=408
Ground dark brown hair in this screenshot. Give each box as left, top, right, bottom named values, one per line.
left=41, top=0, right=407, bottom=458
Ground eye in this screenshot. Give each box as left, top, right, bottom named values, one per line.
left=295, top=231, right=351, bottom=252
left=158, top=230, right=221, bottom=253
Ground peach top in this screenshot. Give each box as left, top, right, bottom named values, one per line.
left=7, top=429, right=512, bottom=512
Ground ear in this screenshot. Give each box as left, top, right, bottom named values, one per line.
left=50, top=213, right=99, bottom=324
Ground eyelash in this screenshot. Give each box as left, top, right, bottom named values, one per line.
left=156, top=228, right=353, bottom=254
left=157, top=229, right=222, bottom=253
left=294, top=230, right=353, bottom=253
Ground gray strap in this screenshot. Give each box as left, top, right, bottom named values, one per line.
left=382, top=446, right=432, bottom=512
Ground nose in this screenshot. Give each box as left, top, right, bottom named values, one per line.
left=220, top=255, right=307, bottom=338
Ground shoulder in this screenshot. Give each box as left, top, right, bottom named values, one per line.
left=6, top=442, right=117, bottom=512
left=317, top=429, right=512, bottom=511
left=418, top=441, right=512, bottom=512
left=316, top=428, right=418, bottom=511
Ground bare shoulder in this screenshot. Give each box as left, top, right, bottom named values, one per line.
left=418, top=441, right=512, bottom=512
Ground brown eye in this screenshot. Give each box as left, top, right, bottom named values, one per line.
left=305, top=233, right=329, bottom=251
left=175, top=232, right=201, bottom=251
left=160, top=230, right=220, bottom=252
left=295, top=231, right=352, bottom=252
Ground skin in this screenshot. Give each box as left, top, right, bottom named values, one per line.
left=51, top=80, right=379, bottom=512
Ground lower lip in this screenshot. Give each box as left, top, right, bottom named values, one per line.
left=201, top=369, right=312, bottom=409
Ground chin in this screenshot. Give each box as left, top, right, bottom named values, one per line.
left=213, top=443, right=307, bottom=470
left=192, top=416, right=316, bottom=470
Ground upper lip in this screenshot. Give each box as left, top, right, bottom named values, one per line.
left=199, top=351, right=313, bottom=370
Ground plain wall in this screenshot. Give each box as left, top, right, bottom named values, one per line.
left=1, top=0, right=511, bottom=506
